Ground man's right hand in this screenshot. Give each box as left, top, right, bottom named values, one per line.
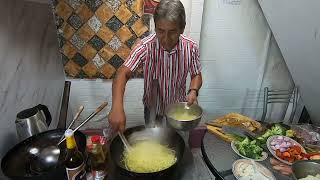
left=108, top=108, right=126, bottom=132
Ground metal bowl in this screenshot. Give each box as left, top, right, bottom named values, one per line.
left=165, top=102, right=203, bottom=131
left=292, top=160, right=320, bottom=180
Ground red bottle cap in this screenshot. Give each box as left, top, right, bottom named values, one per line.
left=91, top=135, right=100, bottom=143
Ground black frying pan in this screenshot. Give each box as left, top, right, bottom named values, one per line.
left=109, top=125, right=185, bottom=178
left=1, top=129, right=86, bottom=180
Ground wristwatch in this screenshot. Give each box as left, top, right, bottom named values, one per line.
left=187, top=88, right=199, bottom=97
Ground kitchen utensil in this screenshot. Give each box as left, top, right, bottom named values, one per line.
left=15, top=104, right=52, bottom=141
left=145, top=79, right=160, bottom=128
left=221, top=126, right=258, bottom=139
left=58, top=102, right=108, bottom=144
left=232, top=159, right=275, bottom=180
left=292, top=160, right=320, bottom=180
left=34, top=105, right=84, bottom=171
left=266, top=135, right=306, bottom=165
left=165, top=102, right=202, bottom=131
left=1, top=129, right=86, bottom=180
left=57, top=105, right=84, bottom=145
left=118, top=132, right=132, bottom=151
left=109, top=125, right=185, bottom=178
left=206, top=124, right=237, bottom=142
left=231, top=141, right=268, bottom=161
left=36, top=102, right=107, bottom=171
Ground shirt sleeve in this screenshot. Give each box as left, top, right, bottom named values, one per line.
left=189, top=43, right=202, bottom=76
left=123, top=41, right=147, bottom=72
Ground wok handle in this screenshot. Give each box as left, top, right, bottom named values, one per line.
left=58, top=102, right=108, bottom=145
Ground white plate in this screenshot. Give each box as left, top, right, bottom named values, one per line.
left=266, top=135, right=306, bottom=165
left=232, top=159, right=276, bottom=180
left=231, top=141, right=268, bottom=161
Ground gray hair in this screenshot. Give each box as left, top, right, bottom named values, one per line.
left=154, top=0, right=186, bottom=29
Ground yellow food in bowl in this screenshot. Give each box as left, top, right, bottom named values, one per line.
left=170, top=111, right=197, bottom=121
left=169, top=110, right=197, bottom=121
left=123, top=140, right=177, bottom=173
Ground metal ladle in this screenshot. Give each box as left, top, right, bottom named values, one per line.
left=34, top=102, right=108, bottom=171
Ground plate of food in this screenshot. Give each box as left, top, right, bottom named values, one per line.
left=231, top=137, right=268, bottom=161
left=232, top=159, right=275, bottom=180
left=267, top=135, right=307, bottom=165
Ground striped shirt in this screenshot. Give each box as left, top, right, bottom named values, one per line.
left=123, top=33, right=202, bottom=114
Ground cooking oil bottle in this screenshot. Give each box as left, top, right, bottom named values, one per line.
left=64, top=129, right=86, bottom=180
left=90, top=135, right=107, bottom=180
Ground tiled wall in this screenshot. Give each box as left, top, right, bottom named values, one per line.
left=0, top=0, right=65, bottom=174
left=51, top=0, right=151, bottom=79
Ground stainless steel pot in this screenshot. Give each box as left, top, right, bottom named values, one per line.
left=165, top=102, right=203, bottom=131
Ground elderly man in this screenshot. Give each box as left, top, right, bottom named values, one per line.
left=108, top=0, right=202, bottom=132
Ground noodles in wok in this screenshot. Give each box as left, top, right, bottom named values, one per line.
left=123, top=140, right=177, bottom=173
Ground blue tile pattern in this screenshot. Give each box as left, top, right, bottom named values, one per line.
left=89, top=35, right=106, bottom=51
left=108, top=36, right=122, bottom=51
left=67, top=0, right=81, bottom=9
left=125, top=34, right=137, bottom=49
left=109, top=54, right=124, bottom=69
left=126, top=13, right=139, bottom=27
left=85, top=0, right=103, bottom=11
left=73, top=53, right=88, bottom=67
left=88, top=15, right=102, bottom=33
left=71, top=33, right=86, bottom=50
left=106, top=16, right=123, bottom=32
left=57, top=34, right=66, bottom=48
left=67, top=13, right=83, bottom=30
left=106, top=0, right=121, bottom=13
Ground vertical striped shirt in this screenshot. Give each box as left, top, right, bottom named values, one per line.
left=123, top=33, right=202, bottom=114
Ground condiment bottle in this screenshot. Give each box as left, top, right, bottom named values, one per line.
left=90, top=135, right=107, bottom=180
left=64, top=129, right=86, bottom=180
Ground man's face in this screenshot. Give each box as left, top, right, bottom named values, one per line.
left=155, top=19, right=184, bottom=51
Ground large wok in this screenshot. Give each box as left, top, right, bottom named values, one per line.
left=1, top=129, right=86, bottom=180
left=109, top=125, right=185, bottom=178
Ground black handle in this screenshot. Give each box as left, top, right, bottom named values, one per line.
left=36, top=104, right=52, bottom=127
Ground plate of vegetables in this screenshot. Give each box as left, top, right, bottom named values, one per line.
left=267, top=135, right=307, bottom=165
left=231, top=137, right=268, bottom=161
